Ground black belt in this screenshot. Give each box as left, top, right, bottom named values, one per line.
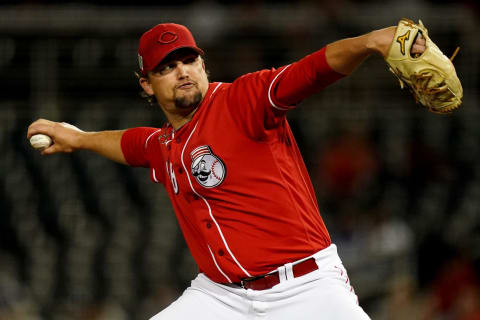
left=238, top=257, right=318, bottom=290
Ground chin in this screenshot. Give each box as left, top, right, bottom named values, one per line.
left=175, top=90, right=203, bottom=109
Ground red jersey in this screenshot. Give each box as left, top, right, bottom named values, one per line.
left=121, top=47, right=344, bottom=283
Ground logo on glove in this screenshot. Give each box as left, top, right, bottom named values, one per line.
left=396, top=30, right=410, bottom=56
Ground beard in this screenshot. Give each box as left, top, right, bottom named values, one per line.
left=174, top=90, right=203, bottom=110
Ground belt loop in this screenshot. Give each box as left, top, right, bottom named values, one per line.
left=285, top=262, right=294, bottom=280
left=314, top=255, right=323, bottom=270
left=277, top=265, right=287, bottom=283
left=313, top=244, right=337, bottom=270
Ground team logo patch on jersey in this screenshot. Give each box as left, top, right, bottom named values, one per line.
left=190, top=146, right=226, bottom=188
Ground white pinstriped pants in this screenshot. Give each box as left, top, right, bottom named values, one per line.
left=150, top=244, right=371, bottom=320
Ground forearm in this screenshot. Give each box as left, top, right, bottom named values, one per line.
left=28, top=119, right=128, bottom=165
left=325, top=26, right=396, bottom=75
left=79, top=130, right=128, bottom=165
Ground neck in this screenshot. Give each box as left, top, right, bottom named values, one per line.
left=166, top=107, right=199, bottom=130
left=161, top=79, right=210, bottom=130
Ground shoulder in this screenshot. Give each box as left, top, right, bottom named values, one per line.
left=208, top=69, right=279, bottom=96
left=225, top=66, right=291, bottom=96
left=123, top=126, right=165, bottom=150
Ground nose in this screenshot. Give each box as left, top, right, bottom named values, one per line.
left=176, top=62, right=188, bottom=79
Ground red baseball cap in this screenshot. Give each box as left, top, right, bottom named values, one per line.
left=138, top=23, right=204, bottom=75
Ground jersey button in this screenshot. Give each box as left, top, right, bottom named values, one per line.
left=177, top=167, right=183, bottom=174
left=175, top=137, right=181, bottom=143
left=167, top=144, right=171, bottom=150
left=206, top=221, right=212, bottom=229
left=218, top=249, right=224, bottom=256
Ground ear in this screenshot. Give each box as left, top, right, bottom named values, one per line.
left=139, top=76, right=154, bottom=96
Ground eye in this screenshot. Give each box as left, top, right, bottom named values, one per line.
left=164, top=63, right=176, bottom=72
left=156, top=63, right=176, bottom=75
left=183, top=56, right=197, bottom=64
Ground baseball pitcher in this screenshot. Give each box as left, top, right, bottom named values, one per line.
left=27, top=19, right=461, bottom=319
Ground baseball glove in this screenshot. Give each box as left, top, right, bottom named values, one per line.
left=385, top=19, right=463, bottom=114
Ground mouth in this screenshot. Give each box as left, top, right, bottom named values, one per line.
left=176, top=81, right=196, bottom=90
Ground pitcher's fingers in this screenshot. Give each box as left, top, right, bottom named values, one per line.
left=41, top=143, right=59, bottom=155
left=27, top=123, right=55, bottom=139
left=411, top=44, right=425, bottom=55
left=415, top=34, right=426, bottom=45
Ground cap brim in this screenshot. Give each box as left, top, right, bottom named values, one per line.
left=143, top=46, right=204, bottom=75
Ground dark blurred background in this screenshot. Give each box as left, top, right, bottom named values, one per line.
left=1, top=1, right=479, bottom=319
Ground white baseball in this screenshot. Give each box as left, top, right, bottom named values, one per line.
left=30, top=134, right=53, bottom=150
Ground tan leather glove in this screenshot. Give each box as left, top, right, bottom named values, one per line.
left=385, top=19, right=463, bottom=114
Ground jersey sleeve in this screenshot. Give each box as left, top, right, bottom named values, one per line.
left=224, top=46, right=344, bottom=139
left=121, top=127, right=159, bottom=167
left=273, top=47, right=345, bottom=108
